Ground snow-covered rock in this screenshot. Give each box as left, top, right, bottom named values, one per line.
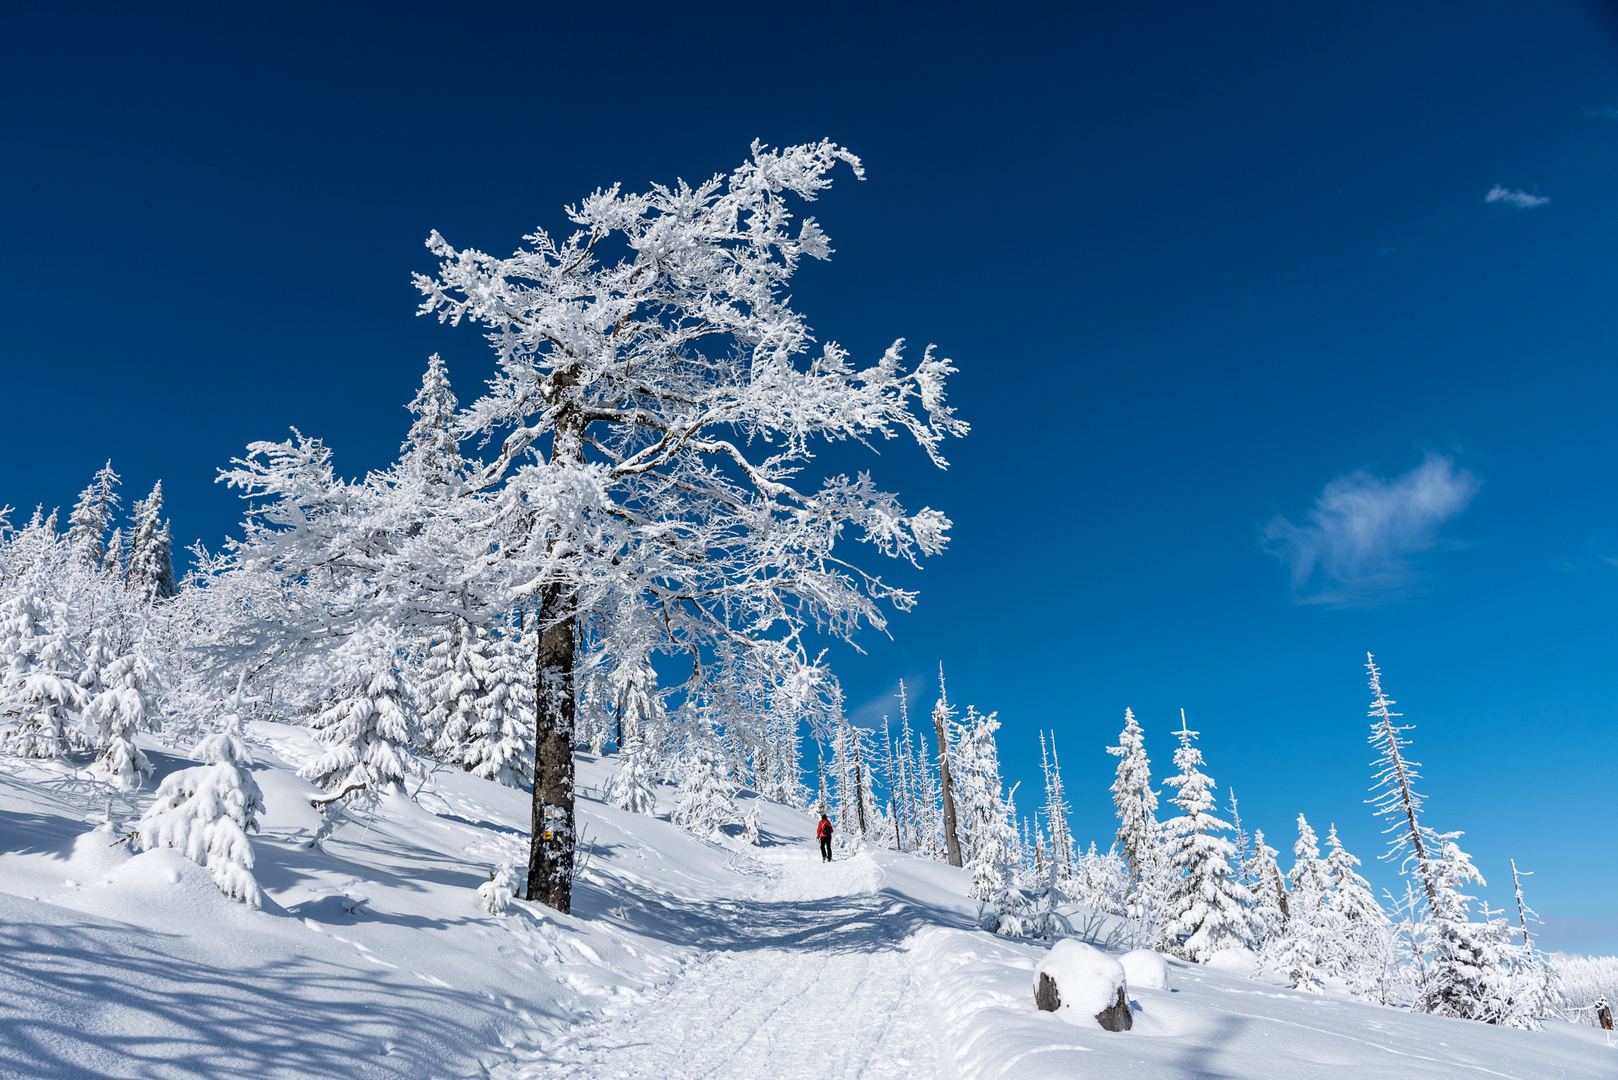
left=1033, top=939, right=1131, bottom=1030
left=1120, top=948, right=1170, bottom=990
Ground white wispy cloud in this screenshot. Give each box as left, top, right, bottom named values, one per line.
left=1263, top=454, right=1480, bottom=607
left=1485, top=185, right=1550, bottom=209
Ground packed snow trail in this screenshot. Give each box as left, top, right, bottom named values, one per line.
left=507, top=846, right=946, bottom=1079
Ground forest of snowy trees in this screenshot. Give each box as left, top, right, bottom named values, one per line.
left=0, top=141, right=1609, bottom=1037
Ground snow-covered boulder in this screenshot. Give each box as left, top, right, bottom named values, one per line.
left=1033, top=940, right=1132, bottom=1031
left=1119, top=948, right=1170, bottom=990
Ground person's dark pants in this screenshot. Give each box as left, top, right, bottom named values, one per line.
left=819, top=836, right=832, bottom=861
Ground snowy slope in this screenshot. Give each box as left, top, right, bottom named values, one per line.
left=1, top=726, right=1612, bottom=1080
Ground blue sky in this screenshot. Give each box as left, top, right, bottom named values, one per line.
left=4, top=2, right=1617, bottom=951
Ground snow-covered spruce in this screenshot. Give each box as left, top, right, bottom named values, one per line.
left=1107, top=707, right=1166, bottom=933
left=82, top=643, right=161, bottom=790
left=1159, top=713, right=1253, bottom=962
left=0, top=591, right=87, bottom=760
left=135, top=700, right=265, bottom=906
left=672, top=739, right=736, bottom=839
left=299, top=658, right=421, bottom=799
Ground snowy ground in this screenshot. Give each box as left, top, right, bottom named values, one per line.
left=1, top=725, right=1612, bottom=1079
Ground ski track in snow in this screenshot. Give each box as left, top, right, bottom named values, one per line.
left=510, top=848, right=944, bottom=1080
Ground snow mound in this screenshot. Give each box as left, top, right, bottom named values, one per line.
left=1205, top=946, right=1256, bottom=973
left=62, top=847, right=264, bottom=930
left=1119, top=948, right=1170, bottom=990
left=1034, top=939, right=1126, bottom=1023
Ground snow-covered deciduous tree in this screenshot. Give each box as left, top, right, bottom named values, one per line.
left=1159, top=713, right=1253, bottom=962
left=136, top=694, right=265, bottom=906
left=0, top=592, right=86, bottom=759
left=416, top=140, right=966, bottom=911
left=299, top=655, right=420, bottom=799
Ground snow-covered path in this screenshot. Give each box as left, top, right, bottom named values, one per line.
left=510, top=846, right=946, bottom=1080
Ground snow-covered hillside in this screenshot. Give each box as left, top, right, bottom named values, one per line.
left=0, top=731, right=1610, bottom=1080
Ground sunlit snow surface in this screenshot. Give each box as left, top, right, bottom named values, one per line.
left=0, top=723, right=1611, bottom=1079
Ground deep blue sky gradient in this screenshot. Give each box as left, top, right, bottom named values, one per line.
left=3, top=2, right=1616, bottom=950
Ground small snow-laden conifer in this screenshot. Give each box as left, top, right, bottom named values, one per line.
left=461, top=622, right=533, bottom=788
left=66, top=461, right=122, bottom=569
left=981, top=791, right=1033, bottom=937
left=136, top=692, right=265, bottom=906
left=1421, top=835, right=1499, bottom=1021
left=672, top=734, right=736, bottom=839
left=100, top=527, right=125, bottom=579
left=1071, top=841, right=1130, bottom=917
left=425, top=619, right=502, bottom=767
left=0, top=592, right=87, bottom=760
left=1031, top=841, right=1073, bottom=941
left=612, top=725, right=657, bottom=815
left=953, top=706, right=1008, bottom=893
left=477, top=862, right=520, bottom=915
left=1323, top=825, right=1393, bottom=995
left=1159, top=713, right=1254, bottom=962
left=125, top=482, right=176, bottom=604
left=299, top=654, right=421, bottom=798
left=83, top=647, right=161, bottom=790
left=1273, top=814, right=1341, bottom=990
left=1107, top=708, right=1165, bottom=921
left=743, top=802, right=763, bottom=845
left=399, top=353, right=465, bottom=508
left=1245, top=829, right=1288, bottom=954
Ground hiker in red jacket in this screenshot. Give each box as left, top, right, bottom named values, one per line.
left=816, top=814, right=834, bottom=862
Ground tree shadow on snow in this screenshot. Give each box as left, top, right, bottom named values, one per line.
left=0, top=911, right=512, bottom=1080
left=569, top=874, right=977, bottom=957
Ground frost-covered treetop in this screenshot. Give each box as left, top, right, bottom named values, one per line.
left=413, top=138, right=969, bottom=684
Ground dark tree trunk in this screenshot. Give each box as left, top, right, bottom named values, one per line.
left=1273, top=864, right=1290, bottom=923
left=853, top=762, right=868, bottom=836
left=934, top=714, right=963, bottom=868
left=526, top=583, right=576, bottom=912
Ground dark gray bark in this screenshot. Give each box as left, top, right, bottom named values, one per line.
left=1035, top=973, right=1061, bottom=1013
left=853, top=761, right=868, bottom=836
left=1095, top=987, right=1133, bottom=1032
left=525, top=583, right=576, bottom=911
left=934, top=713, right=963, bottom=868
